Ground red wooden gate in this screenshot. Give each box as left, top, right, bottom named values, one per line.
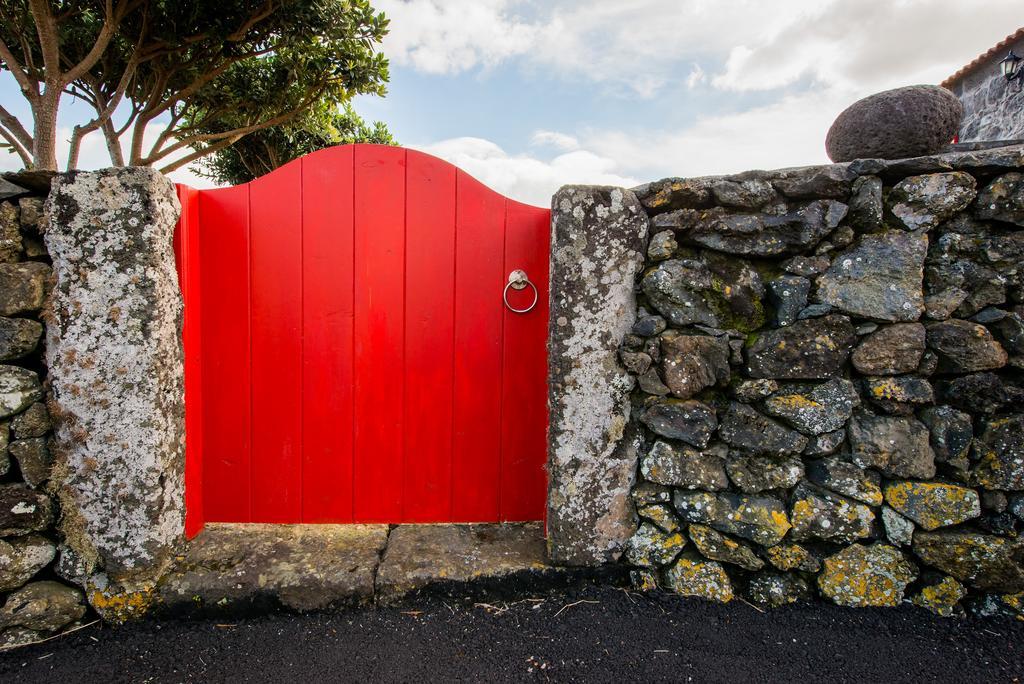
left=175, top=145, right=550, bottom=536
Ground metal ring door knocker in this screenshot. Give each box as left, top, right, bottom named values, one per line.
left=503, top=269, right=538, bottom=313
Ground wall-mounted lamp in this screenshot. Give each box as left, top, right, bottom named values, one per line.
left=999, top=50, right=1023, bottom=90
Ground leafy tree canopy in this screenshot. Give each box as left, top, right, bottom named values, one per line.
left=0, top=0, right=389, bottom=171
left=197, top=101, right=396, bottom=185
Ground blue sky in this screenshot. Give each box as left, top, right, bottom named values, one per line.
left=2, top=1, right=1022, bottom=204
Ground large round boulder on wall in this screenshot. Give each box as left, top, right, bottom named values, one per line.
left=825, top=85, right=963, bottom=162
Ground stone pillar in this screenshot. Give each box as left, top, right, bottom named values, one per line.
left=546, top=186, right=648, bottom=565
left=45, top=169, right=184, bottom=617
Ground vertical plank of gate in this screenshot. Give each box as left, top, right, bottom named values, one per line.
left=403, top=150, right=456, bottom=522
left=250, top=160, right=304, bottom=522
left=177, top=185, right=206, bottom=538
left=353, top=145, right=406, bottom=522
left=500, top=201, right=550, bottom=521
left=197, top=185, right=252, bottom=521
left=301, top=147, right=355, bottom=522
left=451, top=172, right=505, bottom=521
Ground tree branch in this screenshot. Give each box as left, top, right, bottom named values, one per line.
left=0, top=36, right=38, bottom=97
left=159, top=134, right=243, bottom=174
left=0, top=124, right=32, bottom=167
left=0, top=104, right=32, bottom=148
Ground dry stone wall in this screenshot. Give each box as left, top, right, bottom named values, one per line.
left=0, top=173, right=89, bottom=648
left=592, top=144, right=1024, bottom=617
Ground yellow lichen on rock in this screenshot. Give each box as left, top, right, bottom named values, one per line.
left=766, top=543, right=820, bottom=572
left=663, top=552, right=734, bottom=603
left=912, top=576, right=966, bottom=617
left=882, top=481, right=980, bottom=530
left=88, top=583, right=157, bottom=623
left=818, top=543, right=917, bottom=608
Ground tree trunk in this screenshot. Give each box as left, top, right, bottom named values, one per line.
left=31, top=93, right=60, bottom=171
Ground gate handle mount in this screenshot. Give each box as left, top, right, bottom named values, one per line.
left=504, top=269, right=538, bottom=314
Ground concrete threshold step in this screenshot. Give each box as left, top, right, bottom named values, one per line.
left=157, top=522, right=552, bottom=614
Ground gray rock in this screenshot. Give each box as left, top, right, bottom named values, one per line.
left=640, top=440, right=728, bottom=491
left=725, top=453, right=803, bottom=493
left=9, top=438, right=52, bottom=487
left=718, top=402, right=807, bottom=455
left=881, top=506, right=915, bottom=546
left=688, top=523, right=763, bottom=571
left=913, top=531, right=1024, bottom=592
left=890, top=172, right=976, bottom=231
left=765, top=543, right=821, bottom=573
left=548, top=186, right=648, bottom=565
left=981, top=490, right=1008, bottom=513
left=803, top=429, right=846, bottom=456
left=710, top=178, right=778, bottom=209
left=862, top=376, right=934, bottom=414
left=851, top=322, right=926, bottom=375
left=647, top=230, right=676, bottom=261
left=683, top=200, right=846, bottom=257
left=0, top=317, right=42, bottom=362
left=0, top=178, right=29, bottom=202
left=0, top=365, right=42, bottom=419
left=18, top=197, right=46, bottom=234
left=46, top=168, right=186, bottom=584
left=0, top=262, right=50, bottom=316
left=848, top=412, right=936, bottom=479
left=709, top=492, right=791, bottom=547
left=919, top=405, right=973, bottom=471
left=633, top=177, right=713, bottom=213
left=771, top=164, right=858, bottom=199
left=818, top=543, right=917, bottom=608
left=639, top=400, right=717, bottom=448
left=815, top=230, right=927, bottom=321
left=672, top=490, right=718, bottom=524
left=924, top=288, right=969, bottom=320
left=632, top=313, right=666, bottom=337
left=790, top=482, right=875, bottom=544
left=847, top=175, right=883, bottom=231
left=825, top=85, right=963, bottom=162
left=0, top=581, right=85, bottom=632
left=619, top=350, right=651, bottom=375
left=974, top=172, right=1024, bottom=226
left=939, top=372, right=1024, bottom=414
left=763, top=378, right=859, bottom=435
left=0, top=535, right=55, bottom=592
left=745, top=572, right=811, bottom=608
left=926, top=319, right=1008, bottom=373
left=0, top=202, right=22, bottom=263
left=623, top=522, right=685, bottom=567
left=731, top=379, right=778, bottom=403
left=637, top=369, right=671, bottom=396
left=767, top=275, right=810, bottom=327
left=796, top=303, right=832, bottom=320
left=659, top=332, right=730, bottom=399
left=641, top=256, right=766, bottom=333
left=0, top=484, right=52, bottom=536
left=971, top=414, right=1024, bottom=491
left=782, top=255, right=830, bottom=277
left=745, top=315, right=856, bottom=380
left=8, top=402, right=48, bottom=440
left=805, top=457, right=883, bottom=506
left=990, top=311, right=1024, bottom=355
left=0, top=626, right=41, bottom=649
left=917, top=349, right=940, bottom=376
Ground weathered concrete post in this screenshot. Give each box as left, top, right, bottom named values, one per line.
left=45, top=168, right=185, bottom=619
left=546, top=186, right=648, bottom=565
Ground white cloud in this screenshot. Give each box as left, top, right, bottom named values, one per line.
left=376, top=0, right=537, bottom=74
left=686, top=63, right=705, bottom=89
left=530, top=130, right=579, bottom=151
left=414, top=136, right=638, bottom=205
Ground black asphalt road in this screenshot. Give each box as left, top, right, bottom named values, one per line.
left=1, top=584, right=1022, bottom=683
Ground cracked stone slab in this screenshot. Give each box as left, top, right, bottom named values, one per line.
left=158, top=524, right=389, bottom=612
left=375, top=523, right=550, bottom=602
